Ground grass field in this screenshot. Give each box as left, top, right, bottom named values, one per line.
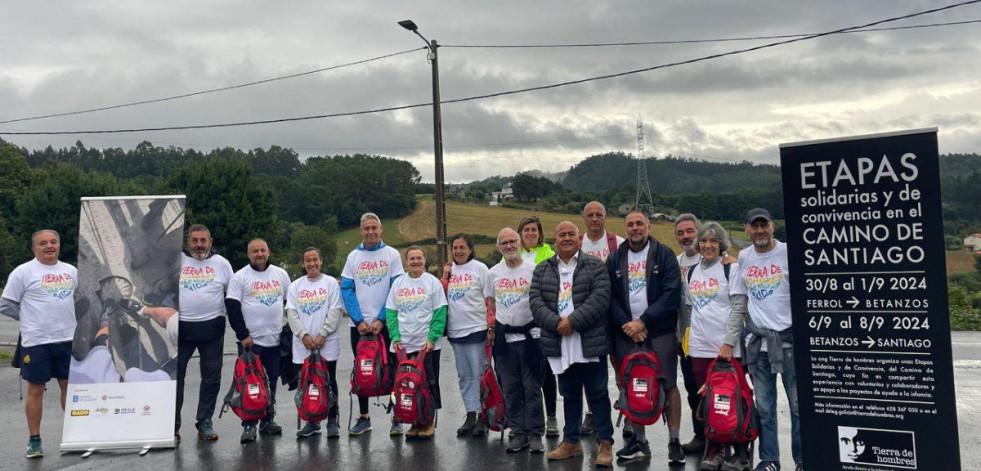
left=948, top=250, right=980, bottom=276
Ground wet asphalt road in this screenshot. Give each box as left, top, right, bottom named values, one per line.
left=0, top=317, right=977, bottom=471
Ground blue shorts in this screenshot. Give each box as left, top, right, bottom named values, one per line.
left=21, top=341, right=72, bottom=384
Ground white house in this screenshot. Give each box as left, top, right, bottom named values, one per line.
left=964, top=233, right=981, bottom=252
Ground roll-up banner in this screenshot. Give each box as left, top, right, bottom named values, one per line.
left=780, top=129, right=960, bottom=470
left=62, top=196, right=185, bottom=453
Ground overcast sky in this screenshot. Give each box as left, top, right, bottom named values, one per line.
left=2, top=0, right=980, bottom=182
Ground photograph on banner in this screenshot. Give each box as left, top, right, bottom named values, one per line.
left=70, top=197, right=185, bottom=383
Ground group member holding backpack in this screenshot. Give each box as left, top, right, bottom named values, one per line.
left=607, top=211, right=683, bottom=464
left=226, top=238, right=292, bottom=443
left=530, top=221, right=614, bottom=467
left=485, top=227, right=546, bottom=453
left=680, top=222, right=749, bottom=471
left=340, top=212, right=405, bottom=436
left=386, top=245, right=447, bottom=438
left=439, top=233, right=492, bottom=437
left=727, top=209, right=803, bottom=471
left=287, top=247, right=345, bottom=438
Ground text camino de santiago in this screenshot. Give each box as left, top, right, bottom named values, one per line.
left=797, top=153, right=925, bottom=266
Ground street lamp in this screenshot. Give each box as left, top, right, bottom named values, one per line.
left=399, top=19, right=447, bottom=270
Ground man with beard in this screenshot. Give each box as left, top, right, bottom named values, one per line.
left=607, top=211, right=683, bottom=464
left=175, top=224, right=234, bottom=442
left=226, top=238, right=291, bottom=443
left=727, top=208, right=802, bottom=471
left=484, top=227, right=546, bottom=454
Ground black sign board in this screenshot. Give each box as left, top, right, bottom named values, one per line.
left=780, top=128, right=960, bottom=471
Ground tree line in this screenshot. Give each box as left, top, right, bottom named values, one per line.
left=0, top=140, right=420, bottom=283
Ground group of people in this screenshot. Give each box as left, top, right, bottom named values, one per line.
left=2, top=202, right=802, bottom=471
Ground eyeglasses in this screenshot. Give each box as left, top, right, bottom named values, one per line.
left=498, top=239, right=519, bottom=247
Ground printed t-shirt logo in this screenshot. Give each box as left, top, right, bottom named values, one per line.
left=41, top=272, right=74, bottom=300
left=585, top=248, right=611, bottom=261
left=394, top=286, right=427, bottom=313
left=447, top=273, right=475, bottom=302
left=297, top=287, right=329, bottom=315
left=356, top=260, right=389, bottom=287
left=494, top=276, right=530, bottom=308
left=688, top=277, right=721, bottom=309
left=180, top=265, right=216, bottom=291
left=251, top=280, right=283, bottom=306
left=557, top=281, right=573, bottom=313
left=628, top=261, right=646, bottom=293
left=744, top=264, right=783, bottom=301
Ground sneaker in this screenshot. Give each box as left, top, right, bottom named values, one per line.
left=25, top=436, right=43, bottom=459
left=325, top=419, right=340, bottom=438
left=405, top=423, right=420, bottom=438
left=668, top=439, right=685, bottom=464
left=508, top=429, right=516, bottom=439
left=795, top=463, right=804, bottom=471
left=259, top=418, right=283, bottom=435
left=507, top=434, right=530, bottom=453
left=580, top=412, right=595, bottom=436
left=616, top=439, right=651, bottom=461
left=700, top=449, right=725, bottom=471
left=196, top=419, right=219, bottom=441
left=348, top=417, right=371, bottom=436
left=752, top=461, right=781, bottom=471
left=682, top=436, right=705, bottom=454
left=471, top=415, right=487, bottom=437
left=391, top=421, right=405, bottom=436
left=529, top=435, right=545, bottom=453
left=296, top=421, right=321, bottom=438
left=417, top=424, right=436, bottom=438
left=545, top=416, right=560, bottom=437
left=722, top=455, right=751, bottom=471
left=240, top=425, right=257, bottom=444
left=457, top=412, right=477, bottom=436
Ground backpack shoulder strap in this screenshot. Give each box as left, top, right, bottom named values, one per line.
left=606, top=231, right=617, bottom=253
left=724, top=263, right=731, bottom=282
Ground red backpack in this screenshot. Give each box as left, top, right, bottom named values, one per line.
left=220, top=348, right=270, bottom=421
left=350, top=334, right=393, bottom=397
left=392, top=348, right=436, bottom=426
left=697, top=358, right=759, bottom=444
left=295, top=351, right=334, bottom=422
left=479, top=346, right=507, bottom=432
left=616, top=350, right=666, bottom=425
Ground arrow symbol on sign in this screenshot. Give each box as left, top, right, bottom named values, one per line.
left=862, top=336, right=875, bottom=348
left=847, top=296, right=860, bottom=308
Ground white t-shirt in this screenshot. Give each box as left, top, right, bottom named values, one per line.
left=445, top=260, right=490, bottom=339
left=227, top=265, right=291, bottom=348
left=386, top=273, right=447, bottom=353
left=2, top=259, right=77, bottom=347
left=685, top=260, right=742, bottom=358
left=581, top=232, right=625, bottom=262
left=627, top=244, right=650, bottom=320
left=484, top=260, right=537, bottom=343
left=547, top=257, right=598, bottom=375
left=341, top=246, right=404, bottom=326
left=287, top=274, right=343, bottom=362
left=179, top=253, right=233, bottom=322
left=677, top=252, right=700, bottom=287
left=731, top=241, right=792, bottom=351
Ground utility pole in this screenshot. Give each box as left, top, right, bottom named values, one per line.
left=399, top=20, right=447, bottom=268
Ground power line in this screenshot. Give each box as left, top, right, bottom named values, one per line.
left=0, top=47, right=426, bottom=126
left=442, top=19, right=981, bottom=48
left=2, top=0, right=978, bottom=137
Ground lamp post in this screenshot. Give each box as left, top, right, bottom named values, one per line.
left=399, top=19, right=447, bottom=270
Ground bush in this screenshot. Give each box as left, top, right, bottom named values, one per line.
left=950, top=306, right=981, bottom=331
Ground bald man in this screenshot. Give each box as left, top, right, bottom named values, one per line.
left=530, top=221, right=614, bottom=466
